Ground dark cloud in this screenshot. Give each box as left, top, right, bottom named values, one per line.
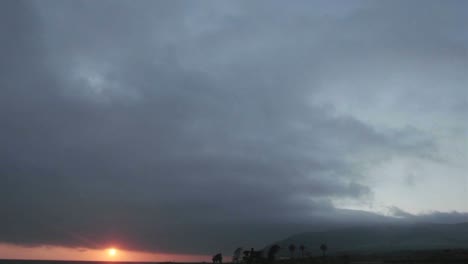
left=0, top=0, right=466, bottom=255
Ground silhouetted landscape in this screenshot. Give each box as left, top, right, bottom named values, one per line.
left=220, top=222, right=468, bottom=263
left=2, top=223, right=468, bottom=263
left=270, top=222, right=468, bottom=255
left=1, top=0, right=467, bottom=262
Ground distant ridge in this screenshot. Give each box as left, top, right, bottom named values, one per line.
left=267, top=222, right=468, bottom=256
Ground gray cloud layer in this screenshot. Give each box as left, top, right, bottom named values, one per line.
left=0, top=0, right=467, bottom=255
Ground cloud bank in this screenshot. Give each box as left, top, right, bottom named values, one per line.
left=0, top=0, right=466, bottom=254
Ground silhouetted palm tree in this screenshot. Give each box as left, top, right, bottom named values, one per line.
left=299, top=244, right=305, bottom=257
left=267, top=244, right=280, bottom=262
left=288, top=244, right=296, bottom=259
left=320, top=243, right=327, bottom=257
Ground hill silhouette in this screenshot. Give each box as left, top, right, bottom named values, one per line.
left=267, top=222, right=468, bottom=256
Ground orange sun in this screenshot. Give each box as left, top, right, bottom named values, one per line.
left=107, top=248, right=117, bottom=257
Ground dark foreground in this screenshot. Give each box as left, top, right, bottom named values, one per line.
left=2, top=249, right=468, bottom=264
left=276, top=248, right=468, bottom=263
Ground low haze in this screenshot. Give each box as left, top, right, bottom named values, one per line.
left=0, top=0, right=467, bottom=261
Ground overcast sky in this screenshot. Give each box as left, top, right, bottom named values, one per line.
left=0, top=0, right=467, bottom=257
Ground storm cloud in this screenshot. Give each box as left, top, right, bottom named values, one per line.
left=0, top=0, right=467, bottom=255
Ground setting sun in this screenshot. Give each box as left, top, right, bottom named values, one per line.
left=107, top=248, right=117, bottom=257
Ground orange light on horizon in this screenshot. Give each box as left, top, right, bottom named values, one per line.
left=107, top=248, right=117, bottom=257
left=0, top=242, right=210, bottom=262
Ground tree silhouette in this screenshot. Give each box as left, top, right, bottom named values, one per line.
left=267, top=244, right=281, bottom=262
left=288, top=244, right=296, bottom=259
left=212, top=253, right=223, bottom=264
left=233, top=247, right=242, bottom=263
left=242, top=250, right=250, bottom=263
left=320, top=243, right=327, bottom=257
left=299, top=244, right=305, bottom=257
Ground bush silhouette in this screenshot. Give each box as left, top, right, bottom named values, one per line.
left=288, top=244, right=296, bottom=259
left=320, top=243, right=327, bottom=257
left=212, top=253, right=222, bottom=263
left=267, top=244, right=280, bottom=262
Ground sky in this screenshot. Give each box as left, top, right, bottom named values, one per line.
left=0, top=0, right=467, bottom=261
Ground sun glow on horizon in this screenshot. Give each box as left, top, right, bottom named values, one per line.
left=107, top=248, right=117, bottom=257
left=0, top=242, right=209, bottom=262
